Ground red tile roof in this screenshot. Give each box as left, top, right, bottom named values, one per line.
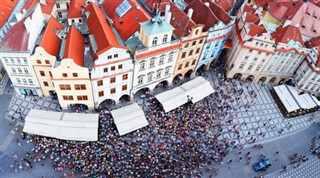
left=215, top=0, right=233, bottom=13
left=0, top=4, right=38, bottom=52
left=63, top=26, right=84, bottom=67
left=22, top=0, right=38, bottom=12
left=40, top=0, right=56, bottom=15
left=244, top=13, right=259, bottom=23
left=247, top=24, right=266, bottom=37
left=267, top=1, right=303, bottom=23
left=203, top=0, right=232, bottom=25
left=39, top=16, right=64, bottom=56
left=102, top=0, right=151, bottom=41
left=242, top=4, right=255, bottom=14
left=68, top=0, right=85, bottom=18
left=310, top=0, right=320, bottom=7
left=0, top=0, right=18, bottom=27
left=85, top=2, right=125, bottom=60
left=145, top=0, right=170, bottom=12
left=271, top=25, right=305, bottom=47
left=184, top=0, right=219, bottom=32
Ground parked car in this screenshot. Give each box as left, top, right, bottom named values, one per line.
left=253, top=159, right=272, bottom=171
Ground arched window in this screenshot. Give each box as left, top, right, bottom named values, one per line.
left=195, top=29, right=199, bottom=35
left=162, top=35, right=168, bottom=43
left=152, top=37, right=158, bottom=45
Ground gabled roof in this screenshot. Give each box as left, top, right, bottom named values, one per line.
left=244, top=13, right=259, bottom=23
left=102, top=0, right=151, bottom=41
left=242, top=4, right=255, bottom=14
left=23, top=0, right=55, bottom=15
left=215, top=0, right=233, bottom=13
left=271, top=25, right=305, bottom=47
left=203, top=0, right=232, bottom=25
left=22, top=0, right=38, bottom=12
left=247, top=24, right=266, bottom=37
left=140, top=14, right=175, bottom=35
left=0, top=4, right=38, bottom=52
left=63, top=26, right=84, bottom=67
left=0, top=0, right=18, bottom=27
left=267, top=1, right=303, bottom=23
left=147, top=1, right=196, bottom=37
left=184, top=0, right=219, bottom=31
left=305, top=36, right=320, bottom=66
left=68, top=0, right=85, bottom=18
left=85, top=2, right=123, bottom=59
left=39, top=16, right=64, bottom=56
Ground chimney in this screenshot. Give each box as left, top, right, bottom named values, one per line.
left=204, top=2, right=209, bottom=7
left=188, top=8, right=193, bottom=18
left=165, top=12, right=172, bottom=23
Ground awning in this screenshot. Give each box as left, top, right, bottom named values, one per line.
left=273, top=85, right=300, bottom=112
left=155, top=77, right=215, bottom=112
left=23, top=109, right=99, bottom=141
left=311, top=95, right=320, bottom=106
left=299, top=93, right=317, bottom=109
left=111, top=103, right=148, bottom=136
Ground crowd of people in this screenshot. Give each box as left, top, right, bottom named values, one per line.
left=8, top=71, right=260, bottom=177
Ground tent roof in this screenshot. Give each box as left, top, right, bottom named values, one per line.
left=273, top=85, right=300, bottom=112
left=299, top=93, right=317, bottom=109
left=156, top=77, right=214, bottom=112
left=23, top=109, right=99, bottom=141
left=311, top=95, right=320, bottom=106
left=111, top=103, right=148, bottom=136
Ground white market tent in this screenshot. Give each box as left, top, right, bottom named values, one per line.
left=273, top=85, right=300, bottom=112
left=23, top=109, right=99, bottom=141
left=110, top=103, right=149, bottom=136
left=299, top=93, right=317, bottom=109
left=311, top=95, right=320, bottom=106
left=155, top=77, right=215, bottom=112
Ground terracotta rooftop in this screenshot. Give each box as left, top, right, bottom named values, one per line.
left=243, top=12, right=259, bottom=23
left=39, top=16, right=64, bottom=56
left=0, top=0, right=18, bottom=27
left=147, top=1, right=196, bottom=37
left=271, top=25, right=305, bottom=47
left=102, top=0, right=151, bottom=41
left=68, top=0, right=85, bottom=18
left=267, top=1, right=303, bottom=23
left=203, top=0, right=232, bottom=25
left=23, top=0, right=55, bottom=15
left=215, top=0, right=233, bottom=13
left=242, top=4, right=255, bottom=14
left=184, top=0, right=219, bottom=32
left=0, top=4, right=38, bottom=52
left=21, top=0, right=38, bottom=12
left=85, top=2, right=125, bottom=59
left=63, top=26, right=84, bottom=67
left=247, top=24, right=266, bottom=37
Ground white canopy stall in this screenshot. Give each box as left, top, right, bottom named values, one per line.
left=299, top=93, right=317, bottom=109
left=23, top=109, right=99, bottom=141
left=311, top=95, right=320, bottom=106
left=273, top=85, right=300, bottom=112
left=155, top=77, right=215, bottom=112
left=111, top=103, right=149, bottom=136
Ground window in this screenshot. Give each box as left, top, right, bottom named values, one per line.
left=138, top=76, right=143, bottom=85
left=75, top=84, right=86, bottom=90
left=192, top=41, right=196, bottom=46
left=150, top=59, right=155, bottom=68
left=152, top=37, right=158, bottom=45
left=262, top=59, right=265, bottom=63
left=18, top=68, right=22, bottom=74
left=248, top=49, right=253, bottom=53
left=195, top=29, right=199, bottom=35
left=110, top=77, right=116, bottom=83
left=98, top=91, right=104, bottom=97
left=254, top=57, right=258, bottom=61
left=122, top=85, right=127, bottom=91
left=123, top=74, right=128, bottom=80
left=178, top=64, right=182, bottom=70
left=110, top=88, right=116, bottom=94
left=258, top=51, right=261, bottom=55
left=192, top=59, right=196, bottom=65
left=37, top=60, right=41, bottom=64
left=156, top=70, right=161, bottom=78
left=239, top=63, right=245, bottom=69
left=62, top=73, right=67, bottom=77
left=60, top=84, right=71, bottom=90
left=73, top=73, right=78, bottom=77
left=118, top=64, right=122, bottom=69
left=62, top=96, right=73, bottom=100
left=244, top=56, right=249, bottom=60
left=43, top=81, right=48, bottom=86
left=16, top=78, right=21, bottom=84
left=4, top=58, right=8, bottom=63
left=248, top=64, right=254, bottom=70
left=77, top=95, right=88, bottom=101
left=108, top=55, right=112, bottom=59
left=23, top=58, right=27, bottom=64
left=28, top=79, right=33, bottom=85
left=49, top=71, right=52, bottom=77
left=165, top=67, right=170, bottom=76
left=189, top=50, right=193, bottom=56
left=11, top=68, right=16, bottom=73
left=97, top=80, right=103, bottom=86
left=163, top=35, right=168, bottom=43
left=111, top=66, right=115, bottom=71
left=147, top=73, right=153, bottom=82
left=199, top=39, right=203, bottom=44
left=40, top=71, right=45, bottom=76
left=22, top=79, right=27, bottom=84
left=45, top=60, right=50, bottom=64
left=114, top=54, right=118, bottom=58
left=11, top=58, right=14, bottom=64
left=159, top=57, right=164, bottom=65
left=181, top=52, right=186, bottom=58
left=185, top=61, right=190, bottom=68
left=23, top=68, right=29, bottom=74
left=56, top=3, right=60, bottom=8
left=196, top=48, right=200, bottom=54
left=168, top=54, right=173, bottom=62
left=140, top=63, right=145, bottom=70
left=17, top=58, right=21, bottom=64
left=103, top=68, right=108, bottom=72
left=185, top=43, right=189, bottom=48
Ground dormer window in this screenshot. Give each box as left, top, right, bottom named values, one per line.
left=306, top=12, right=310, bottom=16
left=162, top=35, right=168, bottom=43
left=313, top=29, right=317, bottom=33
left=152, top=37, right=158, bottom=45
left=313, top=15, right=317, bottom=19
left=302, top=25, right=306, bottom=28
